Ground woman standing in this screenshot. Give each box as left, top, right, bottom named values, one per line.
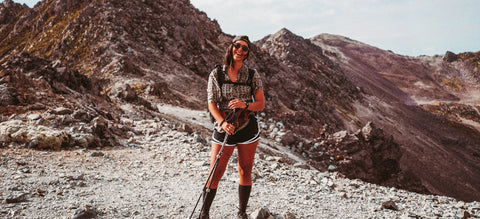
left=202, top=35, right=265, bottom=218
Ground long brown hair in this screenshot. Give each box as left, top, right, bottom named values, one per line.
left=223, top=35, right=251, bottom=69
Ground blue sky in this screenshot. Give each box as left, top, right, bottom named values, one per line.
left=8, top=0, right=480, bottom=56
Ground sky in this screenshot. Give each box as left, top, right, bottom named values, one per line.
left=8, top=0, right=480, bottom=56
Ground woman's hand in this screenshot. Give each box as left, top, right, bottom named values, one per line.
left=228, top=99, right=246, bottom=109
left=222, top=122, right=236, bottom=135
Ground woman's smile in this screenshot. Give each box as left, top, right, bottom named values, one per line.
left=234, top=51, right=246, bottom=59
left=233, top=41, right=249, bottom=61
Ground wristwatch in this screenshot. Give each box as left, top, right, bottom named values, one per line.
left=244, top=101, right=249, bottom=109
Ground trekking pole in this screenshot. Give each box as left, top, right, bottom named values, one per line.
left=189, top=108, right=242, bottom=218
left=189, top=133, right=230, bottom=219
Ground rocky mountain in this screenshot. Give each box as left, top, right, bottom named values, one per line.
left=310, top=34, right=480, bottom=201
left=1, top=0, right=479, bottom=204
left=254, top=29, right=480, bottom=202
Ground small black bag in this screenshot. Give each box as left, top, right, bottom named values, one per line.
left=224, top=109, right=254, bottom=133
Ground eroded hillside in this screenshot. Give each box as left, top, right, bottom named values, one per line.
left=1, top=0, right=479, bottom=202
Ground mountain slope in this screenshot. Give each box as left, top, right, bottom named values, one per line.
left=1, top=0, right=479, bottom=202
left=1, top=0, right=230, bottom=109
left=310, top=33, right=480, bottom=201
left=255, top=29, right=480, bottom=201
left=253, top=28, right=361, bottom=135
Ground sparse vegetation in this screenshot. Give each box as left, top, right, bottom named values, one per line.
left=458, top=51, right=480, bottom=69
left=26, top=4, right=84, bottom=58
left=442, top=78, right=463, bottom=91
left=424, top=102, right=480, bottom=124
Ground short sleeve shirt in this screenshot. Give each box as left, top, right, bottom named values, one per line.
left=207, top=64, right=263, bottom=132
left=207, top=64, right=263, bottom=109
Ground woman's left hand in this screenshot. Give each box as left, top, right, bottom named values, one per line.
left=228, top=99, right=246, bottom=109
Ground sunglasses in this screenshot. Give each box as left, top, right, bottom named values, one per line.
left=233, top=43, right=249, bottom=52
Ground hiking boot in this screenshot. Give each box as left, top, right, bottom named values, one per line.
left=200, top=188, right=216, bottom=219
left=237, top=211, right=249, bottom=219
left=199, top=212, right=210, bottom=219
left=238, top=185, right=251, bottom=219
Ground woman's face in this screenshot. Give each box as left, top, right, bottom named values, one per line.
left=232, top=40, right=249, bottom=62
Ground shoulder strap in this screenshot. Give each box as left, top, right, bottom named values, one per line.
left=215, top=65, right=224, bottom=89
left=216, top=65, right=256, bottom=97
left=247, top=68, right=256, bottom=97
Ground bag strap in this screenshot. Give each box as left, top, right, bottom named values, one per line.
left=216, top=65, right=255, bottom=97
left=210, top=66, right=256, bottom=123
left=215, top=65, right=224, bottom=90
left=247, top=68, right=255, bottom=97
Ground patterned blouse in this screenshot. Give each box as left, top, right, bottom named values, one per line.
left=207, top=64, right=264, bottom=131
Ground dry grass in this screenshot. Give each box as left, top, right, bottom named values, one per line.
left=442, top=78, right=463, bottom=91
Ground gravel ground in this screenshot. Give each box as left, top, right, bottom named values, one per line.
left=1, top=117, right=479, bottom=219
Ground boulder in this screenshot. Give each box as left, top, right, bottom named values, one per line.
left=1, top=120, right=70, bottom=150
left=53, top=107, right=73, bottom=115
left=0, top=85, right=17, bottom=106
left=72, top=206, right=97, bottom=219
left=444, top=51, right=458, bottom=62
left=252, top=208, right=273, bottom=219
left=381, top=200, right=399, bottom=211
left=5, top=192, right=28, bottom=204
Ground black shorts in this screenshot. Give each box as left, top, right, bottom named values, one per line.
left=212, top=117, right=260, bottom=146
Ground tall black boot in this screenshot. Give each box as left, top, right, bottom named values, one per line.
left=200, top=188, right=217, bottom=219
left=238, top=185, right=252, bottom=219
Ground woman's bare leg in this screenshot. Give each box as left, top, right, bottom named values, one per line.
left=207, top=142, right=235, bottom=189
left=236, top=140, right=258, bottom=217
left=237, top=140, right=258, bottom=185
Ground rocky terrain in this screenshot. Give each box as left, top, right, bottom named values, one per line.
left=0, top=0, right=480, bottom=217
left=1, top=110, right=479, bottom=218
left=257, top=29, right=480, bottom=201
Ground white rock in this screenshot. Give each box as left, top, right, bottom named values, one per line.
left=27, top=114, right=41, bottom=120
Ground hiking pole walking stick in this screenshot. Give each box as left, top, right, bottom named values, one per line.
left=189, top=108, right=242, bottom=218
left=189, top=133, right=230, bottom=219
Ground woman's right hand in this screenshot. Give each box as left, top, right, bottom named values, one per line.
left=222, top=122, right=236, bottom=135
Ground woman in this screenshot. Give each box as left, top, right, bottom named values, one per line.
left=202, top=35, right=265, bottom=219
